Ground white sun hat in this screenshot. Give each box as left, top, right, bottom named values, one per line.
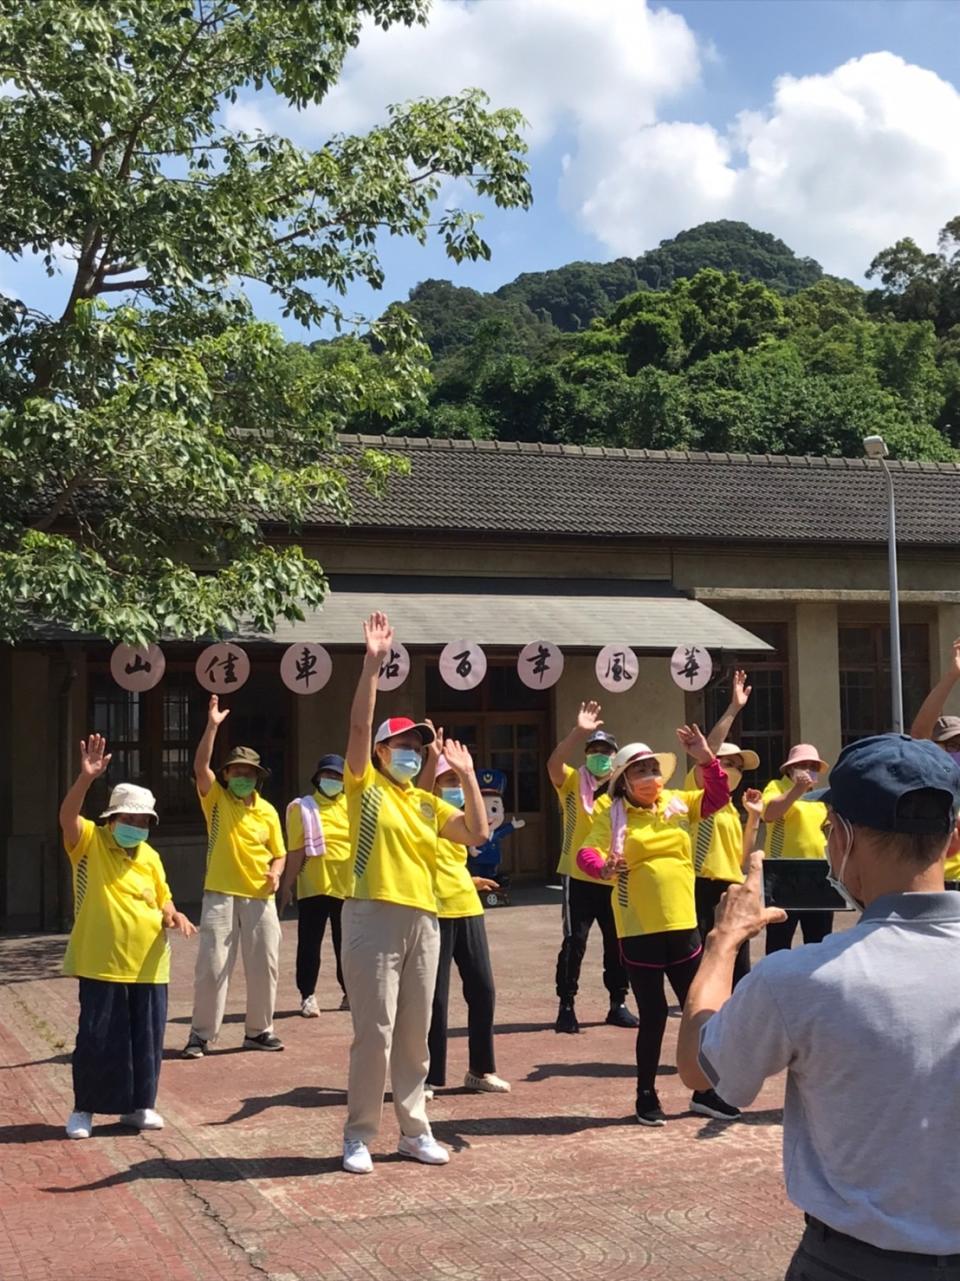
left=99, top=783, right=158, bottom=822
left=608, top=742, right=677, bottom=793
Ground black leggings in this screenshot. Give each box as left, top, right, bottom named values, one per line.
left=695, top=877, right=751, bottom=986
left=622, top=930, right=702, bottom=1094
left=428, top=915, right=496, bottom=1086
left=295, top=894, right=345, bottom=998
left=555, top=876, right=628, bottom=1004
left=765, top=911, right=834, bottom=955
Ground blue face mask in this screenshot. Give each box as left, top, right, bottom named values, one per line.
left=441, top=786, right=465, bottom=808
left=113, top=822, right=149, bottom=849
left=388, top=748, right=422, bottom=783
left=318, top=777, right=343, bottom=798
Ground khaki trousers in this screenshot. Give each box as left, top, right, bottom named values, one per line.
left=191, top=891, right=281, bottom=1042
left=341, top=898, right=440, bottom=1143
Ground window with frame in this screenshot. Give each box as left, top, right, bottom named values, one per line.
left=839, top=623, right=930, bottom=745
left=704, top=622, right=790, bottom=785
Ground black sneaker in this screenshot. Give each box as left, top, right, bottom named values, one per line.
left=243, top=1031, right=284, bottom=1052
left=182, top=1032, right=207, bottom=1059
left=605, top=1003, right=639, bottom=1029
left=691, top=1089, right=740, bottom=1120
left=339, top=993, right=351, bottom=1012
left=554, top=1002, right=580, bottom=1034
left=635, top=1089, right=666, bottom=1126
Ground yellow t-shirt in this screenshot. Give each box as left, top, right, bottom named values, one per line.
left=285, top=791, right=352, bottom=900
left=762, top=777, right=827, bottom=860
left=435, top=837, right=483, bottom=918
left=585, top=788, right=701, bottom=938
left=344, top=760, right=459, bottom=914
left=944, top=850, right=960, bottom=881
left=684, top=768, right=745, bottom=884
left=200, top=780, right=286, bottom=899
left=63, top=818, right=172, bottom=983
left=554, top=764, right=613, bottom=886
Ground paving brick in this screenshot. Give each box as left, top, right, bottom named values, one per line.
left=0, top=903, right=799, bottom=1280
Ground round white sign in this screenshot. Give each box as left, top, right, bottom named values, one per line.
left=595, top=643, right=639, bottom=693
left=280, top=642, right=332, bottom=695
left=517, top=640, right=564, bottom=690
left=439, top=639, right=487, bottom=691
left=377, top=640, right=410, bottom=692
left=670, top=644, right=713, bottom=692
left=110, top=644, right=165, bottom=692
left=195, top=643, right=251, bottom=693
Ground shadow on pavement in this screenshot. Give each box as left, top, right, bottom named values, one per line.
left=0, top=935, right=69, bottom=984
left=430, top=1112, right=634, bottom=1151
left=0, top=1052, right=72, bottom=1071
left=524, top=1061, right=678, bottom=1081
left=210, top=1084, right=348, bottom=1125
left=694, top=1108, right=783, bottom=1138
left=0, top=1121, right=149, bottom=1144
left=45, top=1151, right=389, bottom=1190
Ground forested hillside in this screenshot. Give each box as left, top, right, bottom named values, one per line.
left=335, top=219, right=960, bottom=460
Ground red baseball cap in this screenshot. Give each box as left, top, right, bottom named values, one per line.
left=374, top=717, right=435, bottom=747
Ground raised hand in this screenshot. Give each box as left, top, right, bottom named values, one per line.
left=576, top=700, right=603, bottom=735
left=79, top=733, right=112, bottom=779
left=362, top=611, right=394, bottom=662
left=713, top=851, right=786, bottom=943
left=731, top=669, right=752, bottom=711
left=742, top=787, right=764, bottom=818
left=677, top=723, right=712, bottom=764
left=791, top=769, right=815, bottom=792
left=424, top=719, right=444, bottom=762
left=207, top=694, right=230, bottom=727
left=442, top=737, right=475, bottom=777
left=951, top=637, right=960, bottom=676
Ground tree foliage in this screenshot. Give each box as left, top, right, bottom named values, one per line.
left=0, top=0, right=530, bottom=643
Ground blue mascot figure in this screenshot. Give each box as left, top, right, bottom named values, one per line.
left=467, top=769, right=525, bottom=907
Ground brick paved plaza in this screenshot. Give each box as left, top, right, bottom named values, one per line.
left=0, top=892, right=798, bottom=1281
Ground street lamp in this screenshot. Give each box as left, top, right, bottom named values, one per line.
left=863, top=434, right=903, bottom=733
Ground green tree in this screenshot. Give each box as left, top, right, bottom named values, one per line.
left=0, top=1, right=530, bottom=643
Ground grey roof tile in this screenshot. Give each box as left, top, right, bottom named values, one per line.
left=327, top=436, right=960, bottom=546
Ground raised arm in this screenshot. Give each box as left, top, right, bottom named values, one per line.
left=741, top=788, right=764, bottom=873
left=59, top=734, right=112, bottom=849
left=762, top=774, right=810, bottom=823
left=546, top=701, right=603, bottom=789
left=347, top=612, right=392, bottom=779
left=911, top=638, right=960, bottom=739
left=706, top=670, right=751, bottom=753
left=438, top=738, right=489, bottom=847
left=194, top=695, right=229, bottom=798
left=677, top=723, right=728, bottom=817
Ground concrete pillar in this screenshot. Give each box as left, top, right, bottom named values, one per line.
left=792, top=604, right=841, bottom=767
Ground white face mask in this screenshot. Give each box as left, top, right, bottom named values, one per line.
left=826, top=813, right=863, bottom=912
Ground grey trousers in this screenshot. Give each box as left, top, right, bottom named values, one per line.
left=191, top=891, right=281, bottom=1042
left=341, top=898, right=440, bottom=1144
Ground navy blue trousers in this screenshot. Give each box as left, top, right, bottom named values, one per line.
left=72, top=978, right=167, bottom=1115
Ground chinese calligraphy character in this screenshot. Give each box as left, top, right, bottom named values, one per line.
left=605, top=650, right=628, bottom=683
left=204, top=650, right=240, bottom=685
left=294, top=646, right=317, bottom=688
left=380, top=649, right=401, bottom=681
left=453, top=649, right=473, bottom=679
left=124, top=653, right=151, bottom=676
left=678, top=648, right=700, bottom=685
left=527, top=644, right=551, bottom=684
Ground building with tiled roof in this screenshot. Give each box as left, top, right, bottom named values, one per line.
left=5, top=437, right=960, bottom=927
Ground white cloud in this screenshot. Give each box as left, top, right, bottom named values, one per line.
left=223, top=4, right=960, bottom=281
left=576, top=52, right=960, bottom=277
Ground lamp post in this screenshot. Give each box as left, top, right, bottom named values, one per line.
left=863, top=435, right=903, bottom=733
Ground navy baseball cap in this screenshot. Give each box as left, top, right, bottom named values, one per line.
left=587, top=730, right=618, bottom=752
left=808, top=734, right=960, bottom=834
left=312, top=754, right=345, bottom=778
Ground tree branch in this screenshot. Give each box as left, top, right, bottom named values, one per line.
left=98, top=278, right=155, bottom=293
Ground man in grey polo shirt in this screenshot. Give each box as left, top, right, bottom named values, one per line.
left=677, top=734, right=960, bottom=1281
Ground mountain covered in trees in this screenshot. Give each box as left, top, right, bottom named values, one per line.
left=345, top=219, right=960, bottom=461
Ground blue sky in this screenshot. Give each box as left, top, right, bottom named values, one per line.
left=7, top=0, right=960, bottom=341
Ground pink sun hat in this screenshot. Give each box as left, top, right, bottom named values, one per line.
left=780, top=743, right=829, bottom=775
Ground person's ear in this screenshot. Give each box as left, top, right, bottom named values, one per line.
left=946, top=817, right=960, bottom=859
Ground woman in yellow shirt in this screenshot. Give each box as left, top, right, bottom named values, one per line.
left=422, top=741, right=510, bottom=1098
left=578, top=726, right=739, bottom=1126
left=761, top=743, right=831, bottom=953
left=341, top=612, right=489, bottom=1175
left=280, top=753, right=352, bottom=1017
left=59, top=733, right=196, bottom=1141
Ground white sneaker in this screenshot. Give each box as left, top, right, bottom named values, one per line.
left=424, top=1083, right=440, bottom=1101
left=300, top=995, right=320, bottom=1018
left=464, top=1070, right=511, bottom=1093
left=66, top=1110, right=93, bottom=1140
left=342, top=1138, right=374, bottom=1174
left=397, top=1132, right=450, bottom=1165
left=119, top=1108, right=164, bottom=1130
